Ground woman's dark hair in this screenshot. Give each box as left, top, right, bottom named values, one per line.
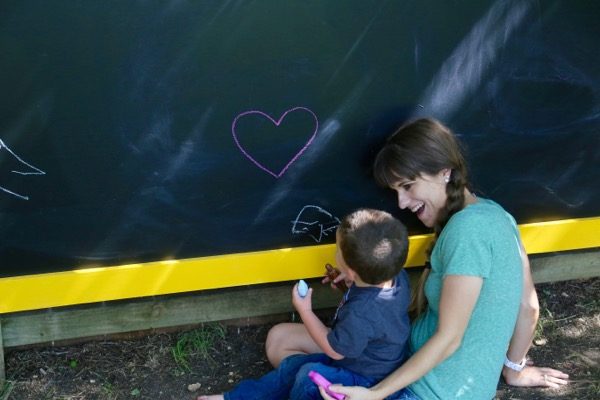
left=373, top=118, right=470, bottom=319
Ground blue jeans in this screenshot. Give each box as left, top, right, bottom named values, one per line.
left=290, top=357, right=378, bottom=399
left=224, top=353, right=377, bottom=400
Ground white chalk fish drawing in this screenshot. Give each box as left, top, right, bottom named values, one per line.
left=291, top=205, right=340, bottom=243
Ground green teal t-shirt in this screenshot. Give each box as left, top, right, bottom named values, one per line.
left=409, top=198, right=523, bottom=400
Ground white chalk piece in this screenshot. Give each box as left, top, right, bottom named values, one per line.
left=297, top=279, right=309, bottom=297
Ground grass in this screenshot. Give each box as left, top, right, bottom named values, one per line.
left=534, top=300, right=555, bottom=343
left=171, top=323, right=226, bottom=372
left=100, top=381, right=117, bottom=399
left=0, top=381, right=14, bottom=400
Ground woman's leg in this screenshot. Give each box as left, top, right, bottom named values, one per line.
left=265, top=323, right=322, bottom=367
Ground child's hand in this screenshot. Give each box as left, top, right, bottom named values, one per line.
left=292, top=282, right=313, bottom=313
left=322, top=264, right=350, bottom=292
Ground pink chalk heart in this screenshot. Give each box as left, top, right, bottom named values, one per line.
left=231, top=107, right=319, bottom=178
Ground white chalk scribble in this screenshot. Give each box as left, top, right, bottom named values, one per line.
left=291, top=205, right=340, bottom=243
left=0, top=138, right=46, bottom=200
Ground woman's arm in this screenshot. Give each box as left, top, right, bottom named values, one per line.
left=504, top=246, right=538, bottom=371
left=502, top=246, right=569, bottom=387
left=328, top=275, right=483, bottom=400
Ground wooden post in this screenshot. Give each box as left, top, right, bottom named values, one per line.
left=0, top=317, right=5, bottom=384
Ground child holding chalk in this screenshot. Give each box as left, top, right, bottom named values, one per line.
left=198, top=208, right=411, bottom=400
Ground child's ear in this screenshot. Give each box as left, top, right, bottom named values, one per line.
left=345, top=267, right=358, bottom=281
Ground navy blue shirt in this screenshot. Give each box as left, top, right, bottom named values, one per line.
left=327, top=269, right=411, bottom=380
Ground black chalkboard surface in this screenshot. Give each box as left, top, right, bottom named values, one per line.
left=1, top=1, right=599, bottom=277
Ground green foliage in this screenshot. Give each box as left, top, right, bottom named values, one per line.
left=591, top=380, right=600, bottom=397
left=172, top=338, right=191, bottom=372
left=171, top=323, right=226, bottom=372
left=534, top=300, right=556, bottom=342
left=101, top=382, right=116, bottom=398
left=0, top=381, right=14, bottom=400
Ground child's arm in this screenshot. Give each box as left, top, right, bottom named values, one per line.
left=292, top=283, right=344, bottom=360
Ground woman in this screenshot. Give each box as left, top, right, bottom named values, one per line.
left=267, top=118, right=568, bottom=400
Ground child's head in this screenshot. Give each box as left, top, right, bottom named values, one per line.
left=336, top=208, right=408, bottom=285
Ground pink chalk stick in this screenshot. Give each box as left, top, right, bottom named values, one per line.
left=308, top=370, right=345, bottom=400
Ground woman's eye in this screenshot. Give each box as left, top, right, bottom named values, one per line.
left=402, top=183, right=412, bottom=190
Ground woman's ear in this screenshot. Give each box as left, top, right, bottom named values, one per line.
left=440, top=168, right=451, bottom=183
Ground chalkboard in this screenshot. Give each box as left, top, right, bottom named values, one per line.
left=1, top=0, right=599, bottom=277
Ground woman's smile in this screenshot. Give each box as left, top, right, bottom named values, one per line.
left=392, top=171, right=449, bottom=228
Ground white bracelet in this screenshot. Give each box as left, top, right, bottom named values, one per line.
left=504, top=356, right=527, bottom=371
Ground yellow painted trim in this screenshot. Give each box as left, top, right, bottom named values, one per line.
left=518, top=217, right=600, bottom=253
left=1, top=217, right=599, bottom=314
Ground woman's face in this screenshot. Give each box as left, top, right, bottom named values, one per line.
left=390, top=170, right=449, bottom=228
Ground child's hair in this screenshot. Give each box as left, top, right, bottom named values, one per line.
left=372, top=118, right=471, bottom=318
left=338, top=208, right=408, bottom=285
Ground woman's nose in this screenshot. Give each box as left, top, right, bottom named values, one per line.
left=397, top=191, right=410, bottom=209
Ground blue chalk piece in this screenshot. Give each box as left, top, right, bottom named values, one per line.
left=297, top=279, right=309, bottom=297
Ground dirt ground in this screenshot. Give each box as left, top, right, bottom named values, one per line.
left=2, top=277, right=599, bottom=400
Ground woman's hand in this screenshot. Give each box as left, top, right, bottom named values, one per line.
left=502, top=364, right=569, bottom=388
left=318, top=384, right=379, bottom=400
